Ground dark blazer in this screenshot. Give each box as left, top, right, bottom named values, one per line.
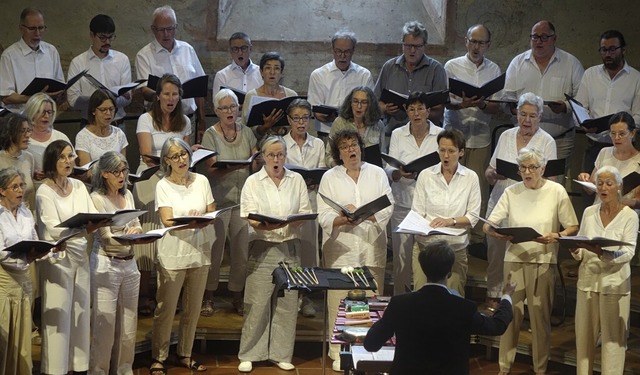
left=363, top=284, right=513, bottom=375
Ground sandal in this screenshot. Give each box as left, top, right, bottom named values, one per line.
left=176, top=355, right=206, bottom=372
left=149, top=359, right=167, bottom=375
left=200, top=299, right=214, bottom=317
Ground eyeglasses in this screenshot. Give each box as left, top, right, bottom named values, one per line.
left=518, top=165, right=541, bottom=173
left=58, top=153, right=77, bottom=163
left=467, top=39, right=490, bottom=47
left=402, top=43, right=425, bottom=51
left=333, top=48, right=353, bottom=56
left=288, top=115, right=310, bottom=123
left=264, top=152, right=285, bottom=160
left=338, top=143, right=359, bottom=151
left=230, top=45, right=250, bottom=53
left=598, top=46, right=622, bottom=55
left=530, top=34, right=555, bottom=42
left=39, top=109, right=54, bottom=117
left=352, top=99, right=369, bottom=107
left=20, top=127, right=33, bottom=134
left=95, top=107, right=116, bottom=114
left=108, top=168, right=129, bottom=177
left=165, top=150, right=189, bottom=162
left=6, top=183, right=27, bottom=192
left=152, top=25, right=176, bottom=33
left=21, top=24, right=47, bottom=32
left=217, top=104, right=238, bottom=112
left=96, top=33, right=116, bottom=42
left=609, top=130, right=630, bottom=138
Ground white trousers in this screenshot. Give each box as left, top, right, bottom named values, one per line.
left=40, top=255, right=91, bottom=374
left=575, top=290, right=629, bottom=375
left=89, top=253, right=140, bottom=375
left=206, top=207, right=249, bottom=292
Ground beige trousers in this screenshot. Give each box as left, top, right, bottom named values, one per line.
left=499, top=262, right=554, bottom=374
left=575, top=290, right=629, bottom=375
left=152, top=265, right=208, bottom=362
left=0, top=265, right=32, bottom=375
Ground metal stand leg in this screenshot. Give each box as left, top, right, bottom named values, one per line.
left=322, top=289, right=327, bottom=375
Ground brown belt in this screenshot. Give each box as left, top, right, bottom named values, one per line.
left=104, top=254, right=134, bottom=261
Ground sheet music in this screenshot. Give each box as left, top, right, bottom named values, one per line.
left=397, top=210, right=466, bottom=236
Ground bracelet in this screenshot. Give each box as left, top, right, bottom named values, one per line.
left=479, top=102, right=488, bottom=110
left=452, top=217, right=457, bottom=226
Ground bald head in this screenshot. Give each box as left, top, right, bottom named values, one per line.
left=530, top=20, right=557, bottom=61
left=465, top=24, right=491, bottom=65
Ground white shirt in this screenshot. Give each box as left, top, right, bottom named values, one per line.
left=212, top=60, right=263, bottom=98
left=240, top=167, right=312, bottom=243
left=412, top=162, right=481, bottom=251
left=36, top=179, right=97, bottom=262
left=27, top=130, right=70, bottom=171
left=594, top=147, right=640, bottom=201
left=572, top=204, right=638, bottom=294
left=574, top=62, right=640, bottom=143
left=75, top=125, right=128, bottom=161
left=135, top=39, right=205, bottom=114
left=0, top=38, right=64, bottom=112
left=385, top=122, right=443, bottom=208
left=317, top=163, right=394, bottom=268
left=136, top=112, right=191, bottom=163
left=487, top=127, right=556, bottom=216
left=504, top=48, right=584, bottom=137
left=90, top=190, right=141, bottom=257
left=67, top=47, right=132, bottom=120
left=155, top=173, right=215, bottom=270
left=488, top=180, right=578, bottom=264
left=0, top=204, right=37, bottom=270
left=307, top=60, right=374, bottom=133
left=283, top=132, right=326, bottom=169
left=444, top=54, right=502, bottom=148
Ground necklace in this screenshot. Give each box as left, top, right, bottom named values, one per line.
left=220, top=124, right=238, bottom=142
left=53, top=178, right=69, bottom=195
left=168, top=172, right=191, bottom=186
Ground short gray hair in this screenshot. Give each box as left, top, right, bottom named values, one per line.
left=595, top=165, right=623, bottom=186
left=259, top=135, right=286, bottom=155
left=516, top=147, right=546, bottom=168
left=331, top=30, right=357, bottom=48
left=152, top=5, right=176, bottom=24
left=0, top=167, right=25, bottom=192
left=517, top=92, right=544, bottom=115
left=160, top=137, right=192, bottom=176
left=402, top=21, right=428, bottom=43
left=213, top=88, right=239, bottom=110
left=91, top=151, right=129, bottom=196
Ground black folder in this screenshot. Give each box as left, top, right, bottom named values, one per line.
left=21, top=69, right=88, bottom=96
left=557, top=236, right=633, bottom=249
left=363, top=144, right=383, bottom=168
left=246, top=96, right=307, bottom=127
left=285, top=165, right=329, bottom=186
left=448, top=73, right=505, bottom=99
left=220, top=86, right=247, bottom=105
left=381, top=152, right=439, bottom=174
left=84, top=74, right=146, bottom=97
left=213, top=152, right=259, bottom=168
left=565, top=94, right=613, bottom=133
left=319, top=193, right=392, bottom=223
left=496, top=158, right=566, bottom=181
left=147, top=75, right=208, bottom=99
left=247, top=213, right=318, bottom=225
left=312, top=105, right=340, bottom=117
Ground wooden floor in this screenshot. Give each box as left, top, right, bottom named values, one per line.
left=29, top=255, right=640, bottom=374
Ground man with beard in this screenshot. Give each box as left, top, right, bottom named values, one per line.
left=575, top=30, right=640, bottom=173
left=67, top=14, right=132, bottom=124
left=0, top=7, right=64, bottom=113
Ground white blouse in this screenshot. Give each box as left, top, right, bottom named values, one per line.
left=0, top=204, right=38, bottom=270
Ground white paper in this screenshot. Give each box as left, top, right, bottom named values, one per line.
left=572, top=179, right=596, bottom=192
left=351, top=345, right=395, bottom=369
left=396, top=210, right=466, bottom=236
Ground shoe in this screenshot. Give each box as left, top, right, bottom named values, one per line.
left=332, top=359, right=341, bottom=372
left=176, top=355, right=206, bottom=372
left=233, top=298, right=244, bottom=316
left=238, top=361, right=252, bottom=372
left=301, top=297, right=316, bottom=317
left=149, top=359, right=167, bottom=375
left=275, top=362, right=295, bottom=371
left=138, top=297, right=156, bottom=316
left=200, top=299, right=214, bottom=317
